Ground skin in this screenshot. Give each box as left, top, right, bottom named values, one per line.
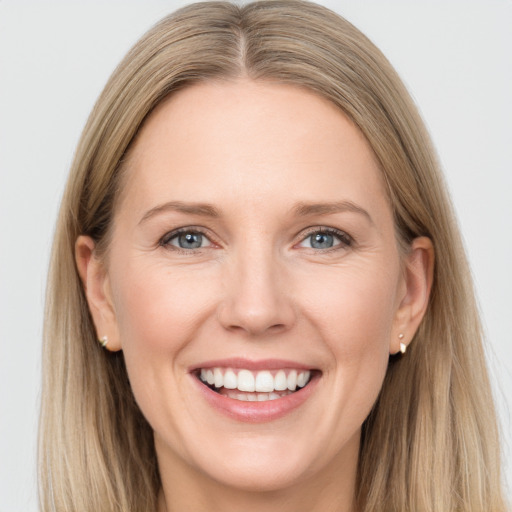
left=76, top=80, right=433, bottom=512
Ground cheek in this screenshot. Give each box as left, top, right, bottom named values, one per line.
left=307, top=266, right=398, bottom=421
left=108, top=259, right=219, bottom=437
left=109, top=258, right=220, bottom=371
left=300, top=263, right=400, bottom=356
left=296, top=262, right=398, bottom=426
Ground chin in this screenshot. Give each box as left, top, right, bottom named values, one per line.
left=197, top=448, right=315, bottom=493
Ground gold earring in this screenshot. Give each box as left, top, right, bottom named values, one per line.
left=99, top=335, right=108, bottom=348
left=398, top=333, right=406, bottom=354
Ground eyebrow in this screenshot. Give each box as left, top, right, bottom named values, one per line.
left=292, top=201, right=374, bottom=224
left=139, top=199, right=373, bottom=225
left=139, top=201, right=220, bottom=224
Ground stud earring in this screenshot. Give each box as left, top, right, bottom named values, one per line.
left=99, top=335, right=108, bottom=348
left=398, top=333, right=406, bottom=354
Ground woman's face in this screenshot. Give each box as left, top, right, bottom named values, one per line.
left=80, top=80, right=430, bottom=494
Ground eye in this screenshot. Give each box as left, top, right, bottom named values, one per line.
left=298, top=228, right=352, bottom=250
left=160, top=229, right=212, bottom=250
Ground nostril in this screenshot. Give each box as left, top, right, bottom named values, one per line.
left=219, top=306, right=295, bottom=337
left=216, top=281, right=297, bottom=336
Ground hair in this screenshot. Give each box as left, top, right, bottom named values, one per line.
left=39, top=1, right=507, bottom=511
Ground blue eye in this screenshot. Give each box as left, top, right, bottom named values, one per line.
left=162, top=230, right=212, bottom=250
left=299, top=229, right=351, bottom=250
left=310, top=232, right=335, bottom=249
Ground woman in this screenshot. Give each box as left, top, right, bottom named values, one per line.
left=38, top=1, right=508, bottom=511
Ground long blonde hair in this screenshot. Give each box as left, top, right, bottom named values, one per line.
left=39, top=1, right=507, bottom=510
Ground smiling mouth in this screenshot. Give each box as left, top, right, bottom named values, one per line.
left=196, top=367, right=315, bottom=402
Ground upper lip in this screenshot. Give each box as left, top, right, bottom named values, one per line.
left=190, top=358, right=316, bottom=372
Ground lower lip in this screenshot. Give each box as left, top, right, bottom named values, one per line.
left=192, top=373, right=320, bottom=423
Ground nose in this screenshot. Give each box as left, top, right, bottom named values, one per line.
left=217, top=249, right=296, bottom=337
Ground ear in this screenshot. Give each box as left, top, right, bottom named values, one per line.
left=391, top=236, right=434, bottom=354
left=75, top=235, right=122, bottom=352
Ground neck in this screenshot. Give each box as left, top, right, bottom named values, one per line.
left=156, top=435, right=359, bottom=512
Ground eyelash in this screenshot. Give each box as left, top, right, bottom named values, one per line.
left=298, top=227, right=353, bottom=251
left=159, top=227, right=215, bottom=254
left=158, top=226, right=353, bottom=254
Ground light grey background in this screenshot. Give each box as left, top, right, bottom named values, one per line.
left=1, top=1, right=511, bottom=510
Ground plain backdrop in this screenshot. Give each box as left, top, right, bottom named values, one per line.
left=1, top=1, right=511, bottom=510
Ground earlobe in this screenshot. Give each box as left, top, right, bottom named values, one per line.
left=391, top=236, right=434, bottom=355
left=75, top=236, right=122, bottom=352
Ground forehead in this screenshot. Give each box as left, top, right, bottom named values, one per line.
left=118, top=79, right=389, bottom=222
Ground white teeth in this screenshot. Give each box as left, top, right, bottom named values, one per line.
left=274, top=370, right=288, bottom=391
left=223, top=369, right=237, bottom=389
left=223, top=390, right=294, bottom=401
left=297, top=371, right=307, bottom=388
left=199, top=367, right=313, bottom=395
left=287, top=370, right=297, bottom=391
left=255, top=370, right=274, bottom=392
left=237, top=369, right=255, bottom=392
left=214, top=368, right=223, bottom=388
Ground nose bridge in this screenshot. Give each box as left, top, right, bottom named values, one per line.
left=218, top=237, right=295, bottom=336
